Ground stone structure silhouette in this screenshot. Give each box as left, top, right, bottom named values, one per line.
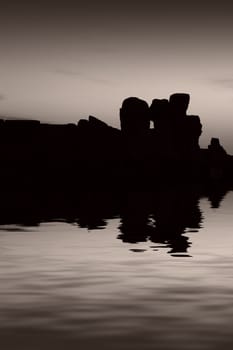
left=208, top=138, right=226, bottom=155
left=0, top=92, right=230, bottom=190
left=149, top=93, right=202, bottom=158
left=119, top=97, right=151, bottom=162
left=120, top=97, right=150, bottom=136
left=169, top=93, right=190, bottom=117
left=207, top=137, right=228, bottom=180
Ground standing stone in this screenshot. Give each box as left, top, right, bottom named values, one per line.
left=120, top=97, right=150, bottom=136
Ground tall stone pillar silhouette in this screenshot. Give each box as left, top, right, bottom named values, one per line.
left=208, top=138, right=227, bottom=180
left=120, top=97, right=150, bottom=162
left=150, top=93, right=202, bottom=160
left=169, top=93, right=190, bottom=118
left=169, top=93, right=202, bottom=153
left=150, top=99, right=170, bottom=129
left=168, top=93, right=190, bottom=154
left=120, top=97, right=150, bottom=136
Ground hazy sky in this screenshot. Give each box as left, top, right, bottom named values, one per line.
left=0, top=0, right=233, bottom=150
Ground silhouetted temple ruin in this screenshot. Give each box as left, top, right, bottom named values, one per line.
left=0, top=92, right=232, bottom=191
left=119, top=93, right=202, bottom=160
left=150, top=93, right=202, bottom=155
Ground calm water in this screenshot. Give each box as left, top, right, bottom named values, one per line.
left=1, top=190, right=233, bottom=349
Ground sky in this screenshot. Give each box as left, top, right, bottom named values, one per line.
left=0, top=0, right=233, bottom=151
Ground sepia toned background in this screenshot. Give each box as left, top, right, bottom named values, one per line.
left=0, top=0, right=232, bottom=150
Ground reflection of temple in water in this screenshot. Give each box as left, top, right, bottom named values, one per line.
left=117, top=186, right=229, bottom=256
left=0, top=185, right=229, bottom=256
left=118, top=188, right=202, bottom=255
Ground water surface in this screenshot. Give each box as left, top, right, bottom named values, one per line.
left=1, top=190, right=233, bottom=349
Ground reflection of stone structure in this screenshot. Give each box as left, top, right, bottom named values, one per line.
left=117, top=188, right=202, bottom=255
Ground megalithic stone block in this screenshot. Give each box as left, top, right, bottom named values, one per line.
left=169, top=93, right=190, bottom=117
left=120, top=97, right=150, bottom=135
left=208, top=138, right=227, bottom=154
left=150, top=99, right=169, bottom=127
left=188, top=115, right=202, bottom=135
left=77, top=119, right=90, bottom=131
left=185, top=115, right=202, bottom=151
